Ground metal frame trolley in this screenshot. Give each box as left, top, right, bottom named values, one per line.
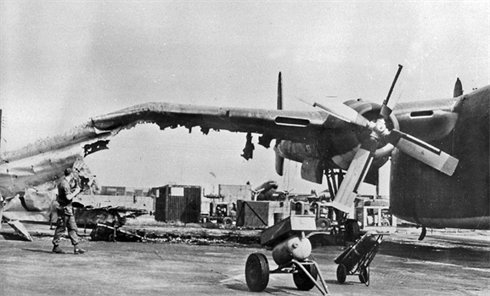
left=334, top=232, right=383, bottom=286
left=245, top=215, right=330, bottom=295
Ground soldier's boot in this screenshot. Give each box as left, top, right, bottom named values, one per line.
left=74, top=246, right=86, bottom=254
left=52, top=245, right=66, bottom=254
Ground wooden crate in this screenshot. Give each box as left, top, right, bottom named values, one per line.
left=236, top=200, right=291, bottom=228
left=154, top=185, right=201, bottom=223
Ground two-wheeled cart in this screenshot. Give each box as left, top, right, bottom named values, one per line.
left=334, top=232, right=383, bottom=286
left=245, top=215, right=330, bottom=295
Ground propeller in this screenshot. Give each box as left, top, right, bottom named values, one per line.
left=332, top=138, right=377, bottom=213
left=275, top=72, right=285, bottom=176
left=313, top=65, right=459, bottom=213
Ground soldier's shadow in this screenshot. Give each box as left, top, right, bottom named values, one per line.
left=22, top=248, right=54, bottom=254
left=0, top=233, right=30, bottom=241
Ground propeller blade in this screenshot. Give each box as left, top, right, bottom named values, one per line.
left=275, top=74, right=284, bottom=175
left=387, top=129, right=459, bottom=176
left=380, top=64, right=403, bottom=119
left=277, top=72, right=283, bottom=110
left=380, top=93, right=404, bottom=119
left=331, top=139, right=377, bottom=213
left=313, top=101, right=371, bottom=127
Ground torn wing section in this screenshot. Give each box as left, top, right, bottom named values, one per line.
left=0, top=122, right=111, bottom=199
left=91, top=102, right=328, bottom=143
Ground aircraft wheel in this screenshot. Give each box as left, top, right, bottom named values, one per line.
left=359, top=266, right=370, bottom=286
left=293, top=263, right=318, bottom=291
left=245, top=253, right=269, bottom=292
left=336, top=264, right=347, bottom=284
left=316, top=218, right=330, bottom=231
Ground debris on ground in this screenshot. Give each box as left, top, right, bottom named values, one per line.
left=90, top=223, right=144, bottom=242
left=6, top=220, right=33, bottom=241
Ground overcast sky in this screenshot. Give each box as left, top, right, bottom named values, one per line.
left=1, top=1, right=489, bottom=195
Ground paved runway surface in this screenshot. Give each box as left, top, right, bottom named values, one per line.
left=1, top=227, right=489, bottom=296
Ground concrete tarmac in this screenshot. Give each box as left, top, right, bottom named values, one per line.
left=1, top=225, right=489, bottom=296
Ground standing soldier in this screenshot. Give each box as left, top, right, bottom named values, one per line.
left=52, top=168, right=86, bottom=254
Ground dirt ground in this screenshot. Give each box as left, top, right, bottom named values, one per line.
left=1, top=222, right=489, bottom=296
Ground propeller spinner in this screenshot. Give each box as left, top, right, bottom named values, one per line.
left=313, top=65, right=459, bottom=213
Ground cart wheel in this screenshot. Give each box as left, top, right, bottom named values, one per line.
left=336, top=264, right=347, bottom=284
left=293, top=263, right=318, bottom=291
left=245, top=253, right=269, bottom=292
left=359, top=266, right=370, bottom=286
left=316, top=218, right=330, bottom=231
left=223, top=217, right=233, bottom=228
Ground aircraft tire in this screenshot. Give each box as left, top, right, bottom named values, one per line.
left=293, top=263, right=318, bottom=291
left=245, top=253, right=269, bottom=292
left=336, top=264, right=347, bottom=284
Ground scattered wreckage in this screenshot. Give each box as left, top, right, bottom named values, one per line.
left=75, top=204, right=148, bottom=242
left=0, top=188, right=147, bottom=241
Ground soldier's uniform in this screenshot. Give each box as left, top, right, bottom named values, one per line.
left=52, top=169, right=85, bottom=254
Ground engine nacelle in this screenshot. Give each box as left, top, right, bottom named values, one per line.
left=273, top=99, right=400, bottom=184
left=331, top=99, right=400, bottom=170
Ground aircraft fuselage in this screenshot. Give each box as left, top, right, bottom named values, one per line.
left=391, top=86, right=489, bottom=229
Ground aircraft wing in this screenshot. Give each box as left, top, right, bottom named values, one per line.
left=91, top=102, right=333, bottom=144
left=1, top=96, right=462, bottom=218
left=0, top=103, right=332, bottom=195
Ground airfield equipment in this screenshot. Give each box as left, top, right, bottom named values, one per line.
left=245, top=215, right=329, bottom=295
left=309, top=200, right=336, bottom=231
left=334, top=232, right=383, bottom=286
left=355, top=198, right=397, bottom=233
left=208, top=201, right=236, bottom=226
